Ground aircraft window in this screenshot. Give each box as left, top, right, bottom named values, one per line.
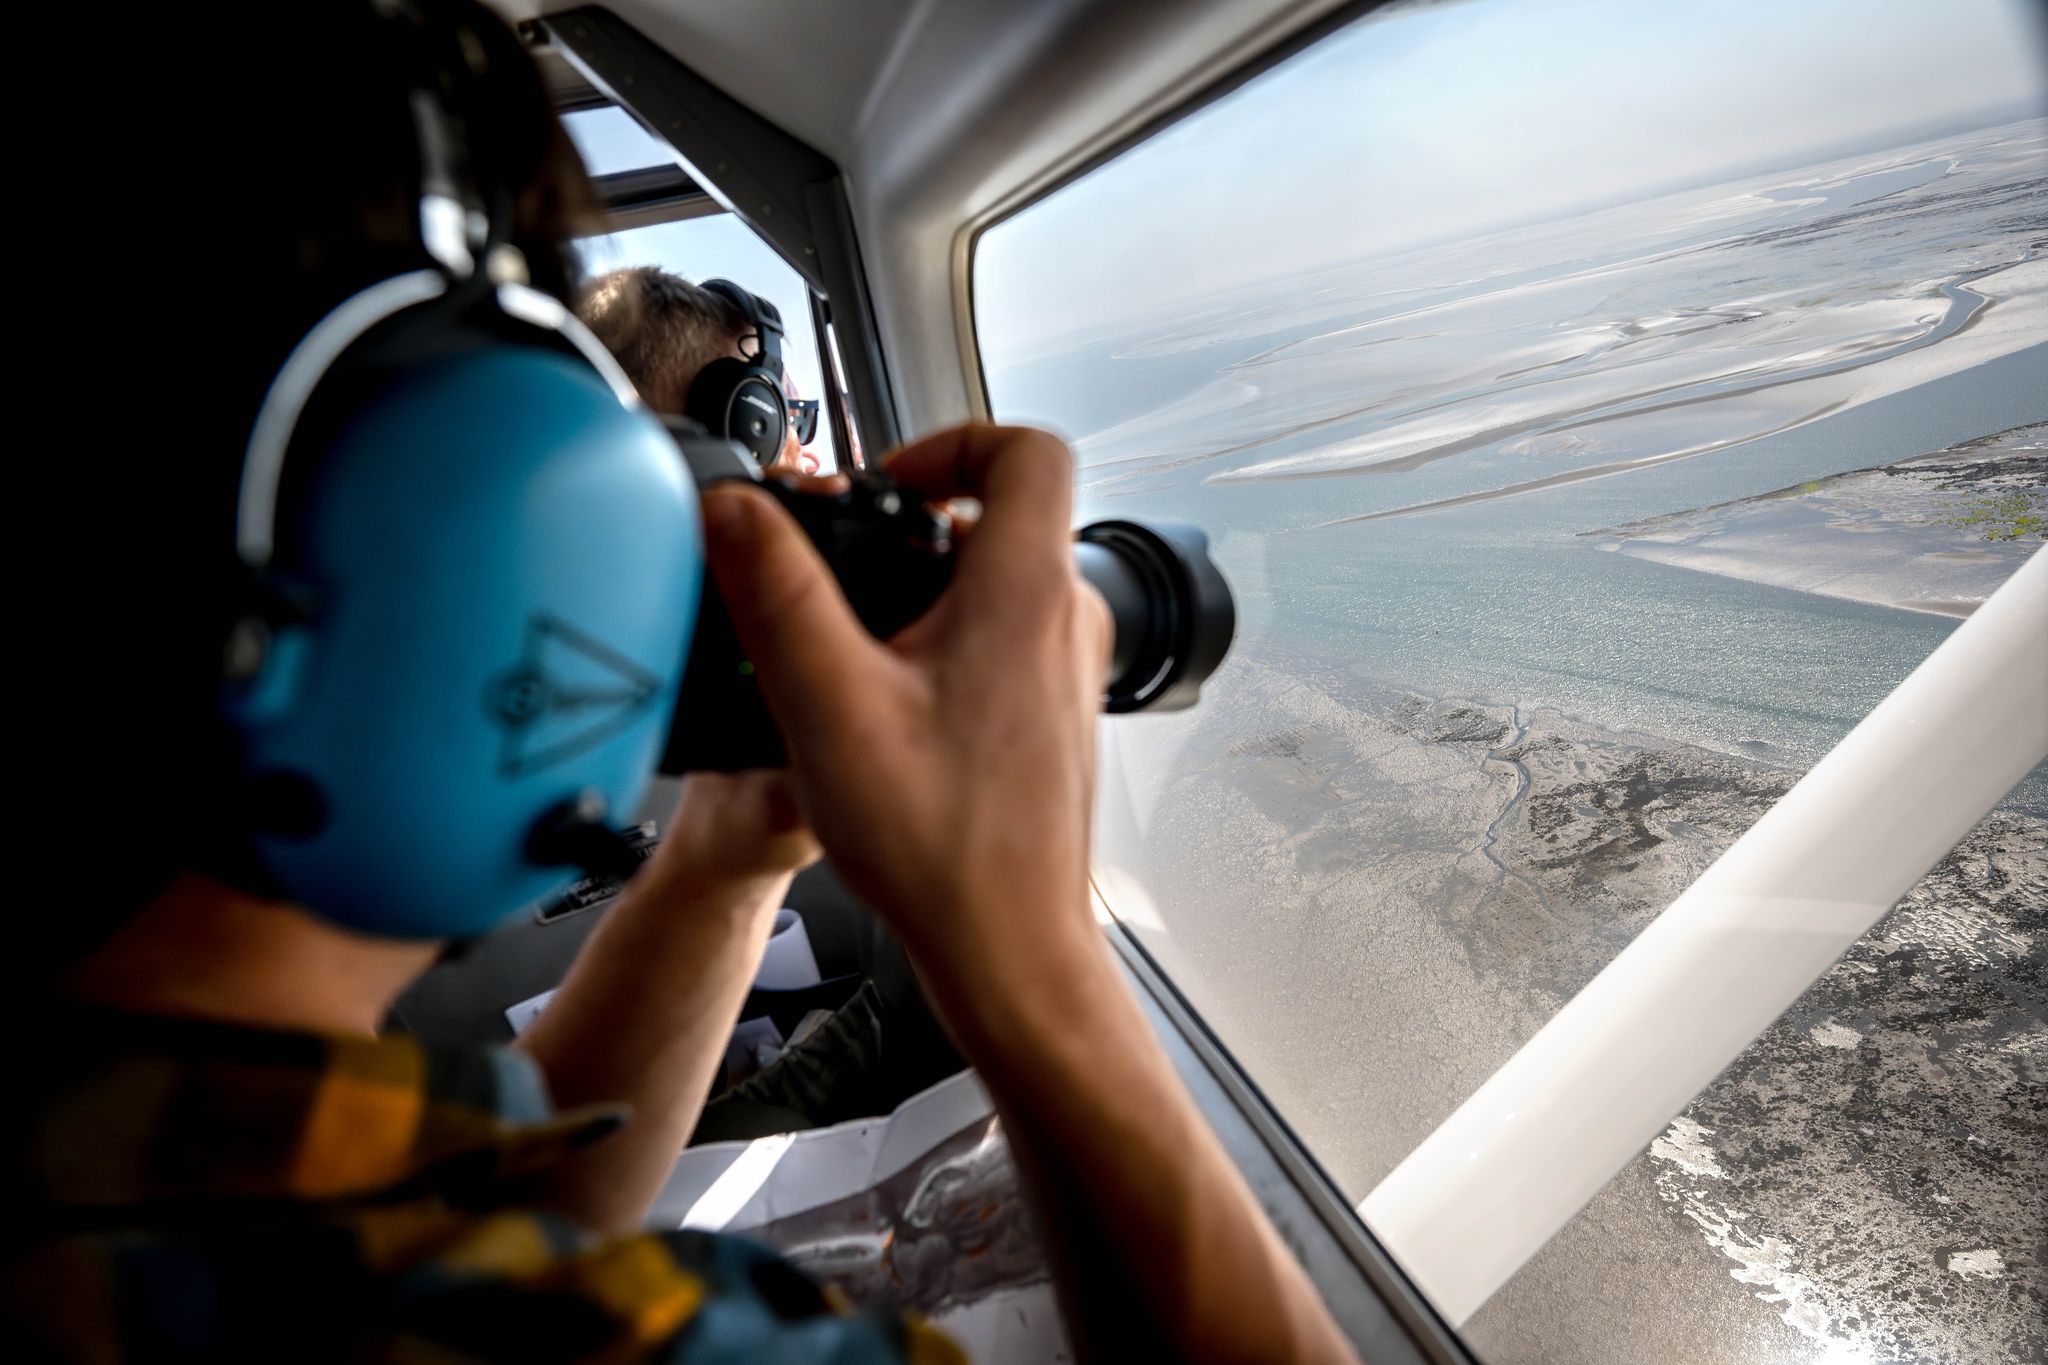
left=972, top=1, right=2048, bottom=1362
left=564, top=105, right=677, bottom=176
left=582, top=215, right=840, bottom=473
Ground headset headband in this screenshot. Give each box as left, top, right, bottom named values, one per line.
left=382, top=0, right=487, bottom=275
left=236, top=0, right=649, bottom=572
left=701, top=278, right=785, bottom=376
left=237, top=279, right=643, bottom=570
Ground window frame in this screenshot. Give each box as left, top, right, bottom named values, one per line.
left=958, top=0, right=1398, bottom=422
left=552, top=64, right=722, bottom=231
left=589, top=166, right=723, bottom=232
left=533, top=7, right=902, bottom=458
left=1103, top=904, right=1480, bottom=1363
left=957, top=0, right=2048, bottom=1338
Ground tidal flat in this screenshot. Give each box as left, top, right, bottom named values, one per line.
left=1592, top=421, right=2047, bottom=618
left=1100, top=642, right=2044, bottom=1365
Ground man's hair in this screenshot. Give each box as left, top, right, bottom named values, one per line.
left=38, top=0, right=601, bottom=963
left=578, top=267, right=750, bottom=414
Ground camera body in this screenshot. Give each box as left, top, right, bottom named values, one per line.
left=663, top=472, right=954, bottom=772
left=659, top=421, right=1235, bottom=773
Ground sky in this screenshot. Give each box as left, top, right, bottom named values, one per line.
left=560, top=0, right=2048, bottom=406
left=974, top=0, right=2048, bottom=349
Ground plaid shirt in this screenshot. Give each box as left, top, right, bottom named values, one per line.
left=8, top=1006, right=963, bottom=1363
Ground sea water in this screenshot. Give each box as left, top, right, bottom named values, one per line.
left=989, top=116, right=2048, bottom=796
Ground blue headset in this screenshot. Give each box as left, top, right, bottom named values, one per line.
left=223, top=7, right=702, bottom=939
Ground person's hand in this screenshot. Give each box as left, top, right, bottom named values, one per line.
left=647, top=771, right=820, bottom=888
left=698, top=424, right=1109, bottom=980
left=521, top=773, right=816, bottom=1236
left=703, top=427, right=1360, bottom=1365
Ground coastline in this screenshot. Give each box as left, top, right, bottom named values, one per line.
left=1101, top=643, right=2045, bottom=1364
left=1587, top=420, right=2046, bottom=618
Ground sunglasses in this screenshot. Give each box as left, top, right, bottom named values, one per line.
left=786, top=399, right=820, bottom=445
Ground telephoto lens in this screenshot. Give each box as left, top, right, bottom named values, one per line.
left=1072, top=519, right=1235, bottom=713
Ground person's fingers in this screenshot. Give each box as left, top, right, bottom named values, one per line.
left=943, top=499, right=982, bottom=548
left=884, top=424, right=1071, bottom=530
left=700, top=483, right=884, bottom=753
left=884, top=424, right=1074, bottom=602
left=785, top=472, right=851, bottom=497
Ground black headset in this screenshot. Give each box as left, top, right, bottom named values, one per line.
left=681, top=278, right=790, bottom=467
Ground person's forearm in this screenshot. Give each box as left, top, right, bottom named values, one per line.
left=917, top=907, right=1358, bottom=1365
left=517, top=863, right=789, bottom=1234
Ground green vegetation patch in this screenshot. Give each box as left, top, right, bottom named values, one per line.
left=1931, top=489, right=2048, bottom=542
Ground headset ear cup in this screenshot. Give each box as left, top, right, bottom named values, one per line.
left=684, top=357, right=786, bottom=467
left=234, top=347, right=702, bottom=939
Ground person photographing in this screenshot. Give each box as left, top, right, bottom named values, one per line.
left=579, top=265, right=822, bottom=476
left=10, top=2, right=1357, bottom=1361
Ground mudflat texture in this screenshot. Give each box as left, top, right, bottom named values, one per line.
left=1102, top=647, right=2045, bottom=1365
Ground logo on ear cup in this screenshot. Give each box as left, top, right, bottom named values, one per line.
left=485, top=614, right=663, bottom=777
left=733, top=383, right=779, bottom=444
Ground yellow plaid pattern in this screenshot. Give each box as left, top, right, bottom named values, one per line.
left=10, top=1005, right=965, bottom=1364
